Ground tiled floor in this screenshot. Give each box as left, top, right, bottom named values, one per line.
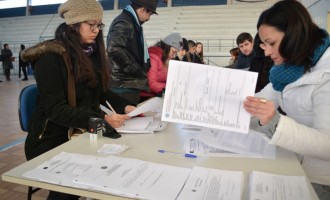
left=0, top=75, right=49, bottom=200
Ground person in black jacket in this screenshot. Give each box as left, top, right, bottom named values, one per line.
left=1, top=44, right=13, bottom=81
left=22, top=1, right=135, bottom=198
left=106, top=0, right=159, bottom=104
left=19, top=44, right=29, bottom=80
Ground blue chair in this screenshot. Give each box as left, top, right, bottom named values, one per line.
left=18, top=84, right=41, bottom=200
left=18, top=84, right=38, bottom=131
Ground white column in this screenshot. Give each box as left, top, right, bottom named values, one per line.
left=167, top=0, right=172, bottom=7
left=114, top=0, right=119, bottom=10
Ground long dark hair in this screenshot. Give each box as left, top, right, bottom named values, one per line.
left=55, top=22, right=110, bottom=91
left=257, top=0, right=326, bottom=71
left=155, top=41, right=172, bottom=64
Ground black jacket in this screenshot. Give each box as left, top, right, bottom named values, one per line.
left=106, top=9, right=150, bottom=90
left=22, top=41, right=131, bottom=160
left=1, top=48, right=13, bottom=69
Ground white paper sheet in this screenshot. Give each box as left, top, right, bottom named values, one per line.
left=115, top=116, right=154, bottom=133
left=194, top=127, right=276, bottom=159
left=177, top=166, right=243, bottom=200
left=128, top=97, right=163, bottom=117
left=74, top=155, right=191, bottom=200
left=22, top=152, right=103, bottom=188
left=23, top=152, right=191, bottom=200
left=162, top=60, right=258, bottom=133
left=249, top=171, right=312, bottom=200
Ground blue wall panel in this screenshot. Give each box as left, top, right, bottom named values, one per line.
left=0, top=0, right=226, bottom=18
left=0, top=7, right=25, bottom=18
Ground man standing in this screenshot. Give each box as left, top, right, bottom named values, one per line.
left=1, top=44, right=14, bottom=81
left=107, top=0, right=158, bottom=104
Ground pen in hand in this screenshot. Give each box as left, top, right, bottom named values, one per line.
left=106, top=100, right=117, bottom=114
left=106, top=101, right=125, bottom=126
left=158, top=149, right=197, bottom=158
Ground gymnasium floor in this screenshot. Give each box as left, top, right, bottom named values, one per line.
left=0, top=75, right=48, bottom=200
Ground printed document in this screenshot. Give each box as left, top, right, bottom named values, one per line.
left=194, top=127, right=276, bottom=159
left=74, top=154, right=191, bottom=200
left=23, top=152, right=191, bottom=200
left=177, top=166, right=243, bottom=200
left=249, top=171, right=312, bottom=200
left=128, top=97, right=163, bottom=117
left=162, top=60, right=257, bottom=133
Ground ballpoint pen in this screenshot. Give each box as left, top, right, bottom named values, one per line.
left=106, top=100, right=125, bottom=126
left=158, top=149, right=197, bottom=158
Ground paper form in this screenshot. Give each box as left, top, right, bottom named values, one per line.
left=115, top=116, right=154, bottom=133
left=249, top=171, right=312, bottom=200
left=177, top=166, right=243, bottom=200
left=127, top=97, right=163, bottom=117
left=23, top=152, right=191, bottom=200
left=23, top=152, right=103, bottom=188
left=184, top=137, right=256, bottom=158
left=192, top=127, right=276, bottom=159
left=74, top=155, right=191, bottom=200
left=162, top=60, right=258, bottom=133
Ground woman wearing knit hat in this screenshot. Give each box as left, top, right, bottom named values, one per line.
left=146, top=32, right=182, bottom=96
left=22, top=0, right=135, bottom=199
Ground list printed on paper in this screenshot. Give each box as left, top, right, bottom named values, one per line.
left=162, top=60, right=258, bottom=133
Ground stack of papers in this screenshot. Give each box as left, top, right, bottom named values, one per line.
left=22, top=152, right=312, bottom=200
left=101, top=97, right=167, bottom=133
left=182, top=126, right=276, bottom=159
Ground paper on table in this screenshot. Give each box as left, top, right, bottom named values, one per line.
left=115, top=116, right=154, bottom=133
left=127, top=97, right=163, bottom=117
left=177, top=166, right=243, bottom=200
left=184, top=136, right=254, bottom=157
left=249, top=171, right=312, bottom=200
left=193, top=127, right=276, bottom=159
left=23, top=152, right=103, bottom=188
left=23, top=152, right=191, bottom=200
left=162, top=60, right=258, bottom=133
left=74, top=154, right=191, bottom=200
left=97, top=144, right=129, bottom=154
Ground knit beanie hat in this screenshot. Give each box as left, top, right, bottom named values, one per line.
left=58, top=0, right=103, bottom=25
left=161, top=33, right=182, bottom=51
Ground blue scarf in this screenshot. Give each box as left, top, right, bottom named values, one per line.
left=270, top=31, right=330, bottom=91
left=124, top=5, right=150, bottom=64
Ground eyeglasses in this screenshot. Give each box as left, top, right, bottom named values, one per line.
left=83, top=21, right=105, bottom=31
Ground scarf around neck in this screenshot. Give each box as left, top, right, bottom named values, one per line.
left=82, top=42, right=97, bottom=56
left=269, top=31, right=330, bottom=91
left=124, top=5, right=150, bottom=64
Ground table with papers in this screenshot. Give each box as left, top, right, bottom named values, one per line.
left=2, top=122, right=318, bottom=200
left=2, top=62, right=318, bottom=199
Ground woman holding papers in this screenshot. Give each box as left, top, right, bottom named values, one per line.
left=147, top=32, right=183, bottom=95
left=243, top=1, right=330, bottom=199
left=22, top=1, right=135, bottom=198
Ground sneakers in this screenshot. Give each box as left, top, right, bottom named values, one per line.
left=22, top=78, right=28, bottom=81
